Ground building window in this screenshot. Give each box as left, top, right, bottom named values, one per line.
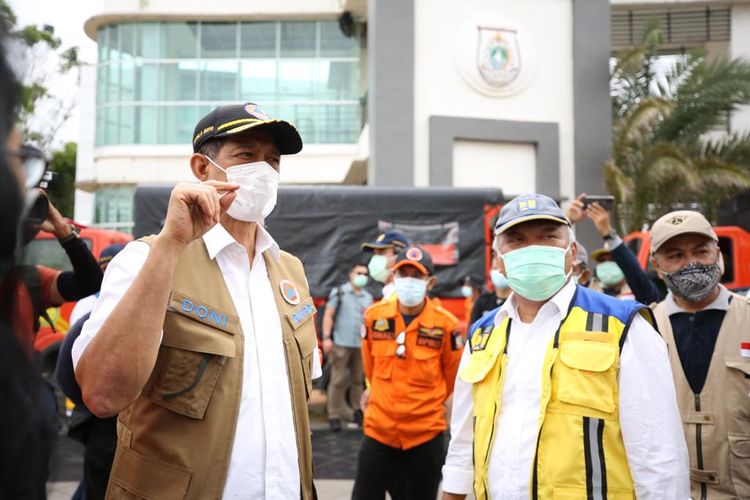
left=94, top=186, right=135, bottom=233
left=95, top=20, right=362, bottom=147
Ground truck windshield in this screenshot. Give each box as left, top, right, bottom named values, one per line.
left=20, top=238, right=94, bottom=272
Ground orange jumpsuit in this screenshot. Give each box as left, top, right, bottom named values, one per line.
left=361, top=297, right=464, bottom=450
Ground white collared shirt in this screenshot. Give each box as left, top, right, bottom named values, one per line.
left=442, top=280, right=690, bottom=499
left=73, top=224, right=321, bottom=499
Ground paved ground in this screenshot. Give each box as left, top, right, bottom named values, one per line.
left=45, top=391, right=452, bottom=499
left=46, top=422, right=365, bottom=499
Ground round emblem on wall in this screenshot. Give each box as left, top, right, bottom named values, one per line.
left=453, top=16, right=534, bottom=97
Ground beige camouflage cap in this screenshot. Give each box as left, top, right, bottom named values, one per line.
left=650, top=210, right=718, bottom=254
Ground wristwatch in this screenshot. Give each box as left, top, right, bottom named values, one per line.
left=602, top=231, right=618, bottom=241
left=58, top=224, right=80, bottom=243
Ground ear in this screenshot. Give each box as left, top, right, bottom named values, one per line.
left=650, top=254, right=665, bottom=279
left=190, top=153, right=211, bottom=181
left=426, top=276, right=437, bottom=291
left=568, top=242, right=578, bottom=269
left=581, top=268, right=591, bottom=284
left=494, top=253, right=506, bottom=277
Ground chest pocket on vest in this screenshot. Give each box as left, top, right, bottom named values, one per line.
left=371, top=340, right=395, bottom=380
left=461, top=350, right=503, bottom=417
left=149, top=310, right=236, bottom=419
left=725, top=359, right=750, bottom=422
left=556, top=340, right=617, bottom=414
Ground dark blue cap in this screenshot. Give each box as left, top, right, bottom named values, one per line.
left=361, top=230, right=410, bottom=251
left=494, top=194, right=569, bottom=235
left=99, top=243, right=126, bottom=265
left=392, top=245, right=435, bottom=276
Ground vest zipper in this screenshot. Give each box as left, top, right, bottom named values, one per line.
left=695, top=393, right=706, bottom=500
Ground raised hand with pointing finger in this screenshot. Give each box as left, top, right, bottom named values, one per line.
left=158, top=181, right=238, bottom=249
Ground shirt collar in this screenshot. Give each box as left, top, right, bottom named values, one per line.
left=665, top=284, right=730, bottom=315
left=202, top=223, right=281, bottom=262
left=494, top=278, right=577, bottom=326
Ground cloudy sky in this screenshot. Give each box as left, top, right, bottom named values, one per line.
left=9, top=0, right=99, bottom=145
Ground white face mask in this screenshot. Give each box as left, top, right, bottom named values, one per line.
left=394, top=277, right=428, bottom=307
left=206, top=156, right=280, bottom=222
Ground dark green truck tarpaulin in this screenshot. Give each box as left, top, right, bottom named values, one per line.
left=133, top=185, right=504, bottom=298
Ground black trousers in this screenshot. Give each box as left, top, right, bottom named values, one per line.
left=351, top=433, right=445, bottom=500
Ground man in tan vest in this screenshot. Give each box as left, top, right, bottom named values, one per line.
left=650, top=210, right=750, bottom=499
left=72, top=103, right=320, bottom=499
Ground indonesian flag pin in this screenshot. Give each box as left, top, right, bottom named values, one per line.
left=741, top=342, right=750, bottom=358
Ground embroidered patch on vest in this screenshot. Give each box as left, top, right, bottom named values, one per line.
left=279, top=279, right=301, bottom=305
left=416, top=335, right=442, bottom=349
left=284, top=298, right=316, bottom=331
left=169, top=291, right=238, bottom=334
left=741, top=342, right=750, bottom=358
left=418, top=326, right=444, bottom=337
left=288, top=301, right=315, bottom=330
left=471, top=325, right=494, bottom=352
left=372, top=330, right=396, bottom=340
left=373, top=318, right=391, bottom=332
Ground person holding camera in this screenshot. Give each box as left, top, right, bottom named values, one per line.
left=567, top=193, right=662, bottom=304
left=6, top=130, right=103, bottom=358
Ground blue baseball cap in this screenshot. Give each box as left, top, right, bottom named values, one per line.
left=494, top=194, right=569, bottom=235
left=98, top=243, right=126, bottom=267
left=361, top=230, right=410, bottom=252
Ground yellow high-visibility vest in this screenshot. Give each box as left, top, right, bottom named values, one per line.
left=460, top=286, right=656, bottom=499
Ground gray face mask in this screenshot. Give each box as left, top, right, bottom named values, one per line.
left=662, top=262, right=722, bottom=303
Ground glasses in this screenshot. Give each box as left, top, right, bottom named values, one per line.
left=5, top=144, right=47, bottom=189
left=395, top=331, right=406, bottom=358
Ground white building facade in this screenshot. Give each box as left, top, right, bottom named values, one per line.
left=75, top=0, right=749, bottom=236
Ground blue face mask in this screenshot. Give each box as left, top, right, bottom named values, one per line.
left=499, top=244, right=572, bottom=301
left=394, top=277, right=428, bottom=307
left=490, top=269, right=509, bottom=290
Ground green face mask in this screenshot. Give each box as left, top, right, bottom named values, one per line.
left=368, top=254, right=390, bottom=283
left=352, top=274, right=369, bottom=289
left=499, top=244, right=571, bottom=301
left=596, top=261, right=625, bottom=287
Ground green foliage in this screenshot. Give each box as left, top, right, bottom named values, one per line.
left=47, top=142, right=76, bottom=218
left=0, top=1, right=80, bottom=218
left=607, top=22, right=750, bottom=233
left=0, top=0, right=80, bottom=148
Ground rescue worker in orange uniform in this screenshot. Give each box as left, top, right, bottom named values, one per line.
left=353, top=245, right=464, bottom=500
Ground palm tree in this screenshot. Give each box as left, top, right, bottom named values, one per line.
left=606, top=22, right=750, bottom=233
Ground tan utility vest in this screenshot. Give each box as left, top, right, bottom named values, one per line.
left=105, top=236, right=317, bottom=500
left=654, top=291, right=750, bottom=499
